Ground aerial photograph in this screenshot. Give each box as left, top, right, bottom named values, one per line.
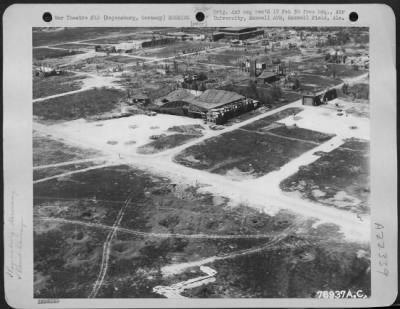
left=33, top=26, right=370, bottom=299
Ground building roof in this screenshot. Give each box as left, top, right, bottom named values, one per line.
left=163, top=89, right=195, bottom=102
left=186, top=89, right=245, bottom=110
left=257, top=71, right=278, bottom=79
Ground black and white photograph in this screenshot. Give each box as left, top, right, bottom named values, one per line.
left=2, top=3, right=397, bottom=308
left=32, top=26, right=372, bottom=299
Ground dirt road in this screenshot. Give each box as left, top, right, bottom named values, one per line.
left=88, top=192, right=134, bottom=298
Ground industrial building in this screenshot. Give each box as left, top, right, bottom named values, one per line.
left=302, top=88, right=338, bottom=106
left=152, top=89, right=258, bottom=124
left=240, top=59, right=281, bottom=84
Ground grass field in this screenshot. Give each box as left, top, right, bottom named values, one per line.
left=33, top=88, right=125, bottom=121
left=34, top=223, right=108, bottom=298
left=33, top=48, right=84, bottom=60
left=241, top=108, right=303, bottom=131
left=53, top=43, right=96, bottom=50
left=33, top=72, right=86, bottom=99
left=33, top=161, right=105, bottom=181
left=34, top=164, right=311, bottom=297
left=33, top=27, right=156, bottom=47
left=105, top=55, right=138, bottom=64
left=85, top=33, right=155, bottom=45
left=33, top=131, right=101, bottom=166
left=297, top=74, right=342, bottom=92
left=137, top=133, right=202, bottom=154
left=184, top=228, right=370, bottom=298
left=280, top=138, right=370, bottom=214
left=302, top=63, right=368, bottom=80
left=135, top=41, right=225, bottom=58
left=174, top=108, right=334, bottom=178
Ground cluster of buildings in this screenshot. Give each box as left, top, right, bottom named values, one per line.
left=92, top=27, right=361, bottom=125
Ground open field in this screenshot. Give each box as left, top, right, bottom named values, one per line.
left=240, top=108, right=303, bottom=131
left=34, top=164, right=369, bottom=298
left=33, top=48, right=84, bottom=61
left=85, top=33, right=158, bottom=45
left=183, top=225, right=370, bottom=298
left=33, top=27, right=158, bottom=47
left=34, top=223, right=108, bottom=298
left=33, top=161, right=106, bottom=181
left=105, top=55, right=141, bottom=64
left=39, top=114, right=209, bottom=155
left=33, top=88, right=125, bottom=122
left=306, top=64, right=368, bottom=79
left=33, top=131, right=101, bottom=166
left=53, top=43, right=97, bottom=50
left=296, top=74, right=342, bottom=92
left=33, top=72, right=86, bottom=99
left=280, top=139, right=370, bottom=215
left=174, top=108, right=334, bottom=179
left=132, top=41, right=226, bottom=58
left=34, top=164, right=318, bottom=298
left=137, top=133, right=202, bottom=154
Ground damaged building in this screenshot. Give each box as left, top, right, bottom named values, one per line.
left=152, top=88, right=259, bottom=124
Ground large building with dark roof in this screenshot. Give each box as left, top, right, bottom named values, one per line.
left=152, top=89, right=259, bottom=124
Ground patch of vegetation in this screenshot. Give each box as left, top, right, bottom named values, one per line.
left=34, top=224, right=108, bottom=298
left=33, top=161, right=102, bottom=181
left=341, top=83, right=369, bottom=100
left=167, top=124, right=204, bottom=135
left=296, top=74, right=342, bottom=92
left=33, top=27, right=147, bottom=46
left=241, top=108, right=303, bottom=131
left=53, top=43, right=94, bottom=50
left=33, top=88, right=125, bottom=121
left=269, top=126, right=335, bottom=143
left=137, top=134, right=202, bottom=154
left=33, top=48, right=84, bottom=60
left=33, top=131, right=101, bottom=166
left=174, top=126, right=327, bottom=177
left=33, top=72, right=85, bottom=99
left=34, top=164, right=309, bottom=298
left=105, top=55, right=137, bottom=64
left=280, top=139, right=370, bottom=214
left=192, top=237, right=370, bottom=298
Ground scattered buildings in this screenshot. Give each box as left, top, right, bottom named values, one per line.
left=241, top=59, right=282, bottom=84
